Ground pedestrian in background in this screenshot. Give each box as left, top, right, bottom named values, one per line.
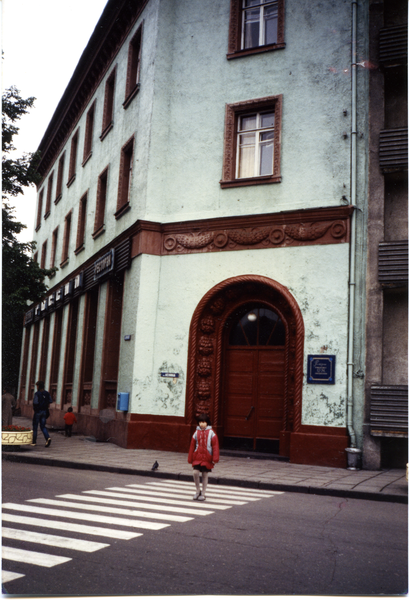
left=63, top=407, right=77, bottom=437
left=188, top=413, right=219, bottom=501
left=32, top=381, right=52, bottom=447
left=2, top=388, right=16, bottom=427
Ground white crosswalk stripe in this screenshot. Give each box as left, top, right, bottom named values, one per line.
left=2, top=570, right=25, bottom=583
left=124, top=484, right=245, bottom=505
left=2, top=513, right=141, bottom=540
left=2, top=503, right=170, bottom=531
left=57, top=493, right=214, bottom=516
left=2, top=527, right=109, bottom=552
left=2, top=477, right=283, bottom=588
left=27, top=498, right=193, bottom=522
left=2, top=546, right=71, bottom=568
left=102, top=487, right=232, bottom=510
left=160, top=479, right=284, bottom=497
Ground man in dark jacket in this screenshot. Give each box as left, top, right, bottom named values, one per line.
left=32, top=381, right=52, bottom=447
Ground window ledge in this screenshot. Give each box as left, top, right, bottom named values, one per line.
left=92, top=226, right=105, bottom=240
left=54, top=194, right=62, bottom=205
left=67, top=175, right=76, bottom=188
left=60, top=258, right=69, bottom=268
left=220, top=175, right=281, bottom=188
left=82, top=152, right=92, bottom=167
left=35, top=224, right=41, bottom=232
left=114, top=202, right=131, bottom=220
left=44, top=211, right=50, bottom=220
left=123, top=84, right=140, bottom=109
left=74, top=244, right=85, bottom=255
left=227, top=43, right=286, bottom=60
left=100, top=122, right=113, bottom=141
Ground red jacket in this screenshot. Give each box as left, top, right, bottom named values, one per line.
left=64, top=412, right=77, bottom=425
left=188, top=426, right=219, bottom=470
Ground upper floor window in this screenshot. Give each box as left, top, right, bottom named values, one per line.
left=93, top=166, right=109, bottom=238
left=40, top=240, right=47, bottom=269
left=61, top=211, right=72, bottom=267
left=67, top=130, right=79, bottom=187
left=237, top=111, right=275, bottom=178
left=124, top=25, right=143, bottom=108
left=50, top=227, right=58, bottom=269
left=55, top=152, right=65, bottom=204
left=45, top=171, right=54, bottom=218
left=75, top=192, right=87, bottom=254
left=36, top=189, right=44, bottom=231
left=115, top=136, right=134, bottom=219
left=227, top=0, right=285, bottom=59
left=83, top=101, right=96, bottom=165
left=220, top=95, right=282, bottom=188
left=101, top=67, right=116, bottom=140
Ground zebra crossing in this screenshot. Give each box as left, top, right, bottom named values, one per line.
left=2, top=478, right=283, bottom=585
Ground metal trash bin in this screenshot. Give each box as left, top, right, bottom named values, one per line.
left=345, top=447, right=362, bottom=470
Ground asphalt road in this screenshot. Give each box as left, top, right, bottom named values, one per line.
left=2, top=461, right=407, bottom=597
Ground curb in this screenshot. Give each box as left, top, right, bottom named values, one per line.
left=3, top=453, right=407, bottom=504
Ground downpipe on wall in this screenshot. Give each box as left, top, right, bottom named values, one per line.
left=346, top=0, right=361, bottom=469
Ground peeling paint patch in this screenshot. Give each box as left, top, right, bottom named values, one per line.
left=154, top=361, right=185, bottom=411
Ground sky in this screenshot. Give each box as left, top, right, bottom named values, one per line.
left=2, top=0, right=109, bottom=242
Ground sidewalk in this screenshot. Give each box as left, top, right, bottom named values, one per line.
left=2, top=417, right=407, bottom=503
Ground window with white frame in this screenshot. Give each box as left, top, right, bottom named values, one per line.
left=237, top=111, right=275, bottom=178
left=227, top=0, right=285, bottom=59
left=220, top=95, right=282, bottom=188
left=242, top=0, right=278, bottom=49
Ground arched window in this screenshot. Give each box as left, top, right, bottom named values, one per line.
left=228, top=304, right=285, bottom=346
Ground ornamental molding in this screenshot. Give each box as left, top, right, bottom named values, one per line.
left=160, top=206, right=352, bottom=256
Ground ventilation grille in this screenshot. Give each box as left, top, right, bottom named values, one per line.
left=378, top=241, right=408, bottom=285
left=370, top=385, right=408, bottom=435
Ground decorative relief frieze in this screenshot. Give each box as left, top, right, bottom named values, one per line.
left=162, top=210, right=351, bottom=256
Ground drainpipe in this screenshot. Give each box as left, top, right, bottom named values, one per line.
left=347, top=0, right=358, bottom=448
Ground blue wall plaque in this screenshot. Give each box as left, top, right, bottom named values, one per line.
left=307, top=355, right=336, bottom=384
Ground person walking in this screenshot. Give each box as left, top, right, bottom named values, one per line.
left=188, top=413, right=219, bottom=501
left=32, top=381, right=52, bottom=447
left=2, top=388, right=16, bottom=427
left=63, top=407, right=77, bottom=437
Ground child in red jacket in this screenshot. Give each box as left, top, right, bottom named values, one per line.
left=63, top=407, right=77, bottom=437
left=188, top=413, right=219, bottom=501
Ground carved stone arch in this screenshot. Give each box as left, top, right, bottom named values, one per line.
left=186, top=275, right=304, bottom=454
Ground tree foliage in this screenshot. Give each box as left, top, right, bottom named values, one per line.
left=2, top=86, right=56, bottom=391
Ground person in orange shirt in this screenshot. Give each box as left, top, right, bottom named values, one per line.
left=63, top=407, right=77, bottom=437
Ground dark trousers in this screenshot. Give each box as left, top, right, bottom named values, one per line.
left=32, top=411, right=49, bottom=443
left=65, top=424, right=73, bottom=437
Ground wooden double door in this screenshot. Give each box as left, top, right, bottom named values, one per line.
left=223, top=305, right=286, bottom=453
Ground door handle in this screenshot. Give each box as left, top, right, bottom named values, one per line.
left=245, top=406, right=254, bottom=421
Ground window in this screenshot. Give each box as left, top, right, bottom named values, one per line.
left=36, top=190, right=44, bottom=231
left=83, top=101, right=96, bottom=165
left=124, top=25, right=142, bottom=108
left=227, top=0, right=285, bottom=59
left=61, top=211, right=72, bottom=266
left=220, top=95, right=282, bottom=187
left=115, top=137, right=134, bottom=218
left=55, top=152, right=65, bottom=203
left=40, top=240, right=47, bottom=269
left=50, top=227, right=58, bottom=269
left=101, top=67, right=116, bottom=139
left=67, top=130, right=79, bottom=186
left=93, top=167, right=108, bottom=238
left=45, top=172, right=53, bottom=218
left=75, top=192, right=87, bottom=254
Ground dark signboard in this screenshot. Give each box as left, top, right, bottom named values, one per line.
left=94, top=249, right=115, bottom=280
left=307, top=355, right=336, bottom=384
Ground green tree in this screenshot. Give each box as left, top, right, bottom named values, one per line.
left=2, top=86, right=55, bottom=392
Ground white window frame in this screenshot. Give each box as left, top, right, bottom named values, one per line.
left=241, top=0, right=279, bottom=49
left=236, top=110, right=275, bottom=179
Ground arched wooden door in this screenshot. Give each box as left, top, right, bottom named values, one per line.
left=186, top=275, right=305, bottom=460
left=223, top=304, right=286, bottom=453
